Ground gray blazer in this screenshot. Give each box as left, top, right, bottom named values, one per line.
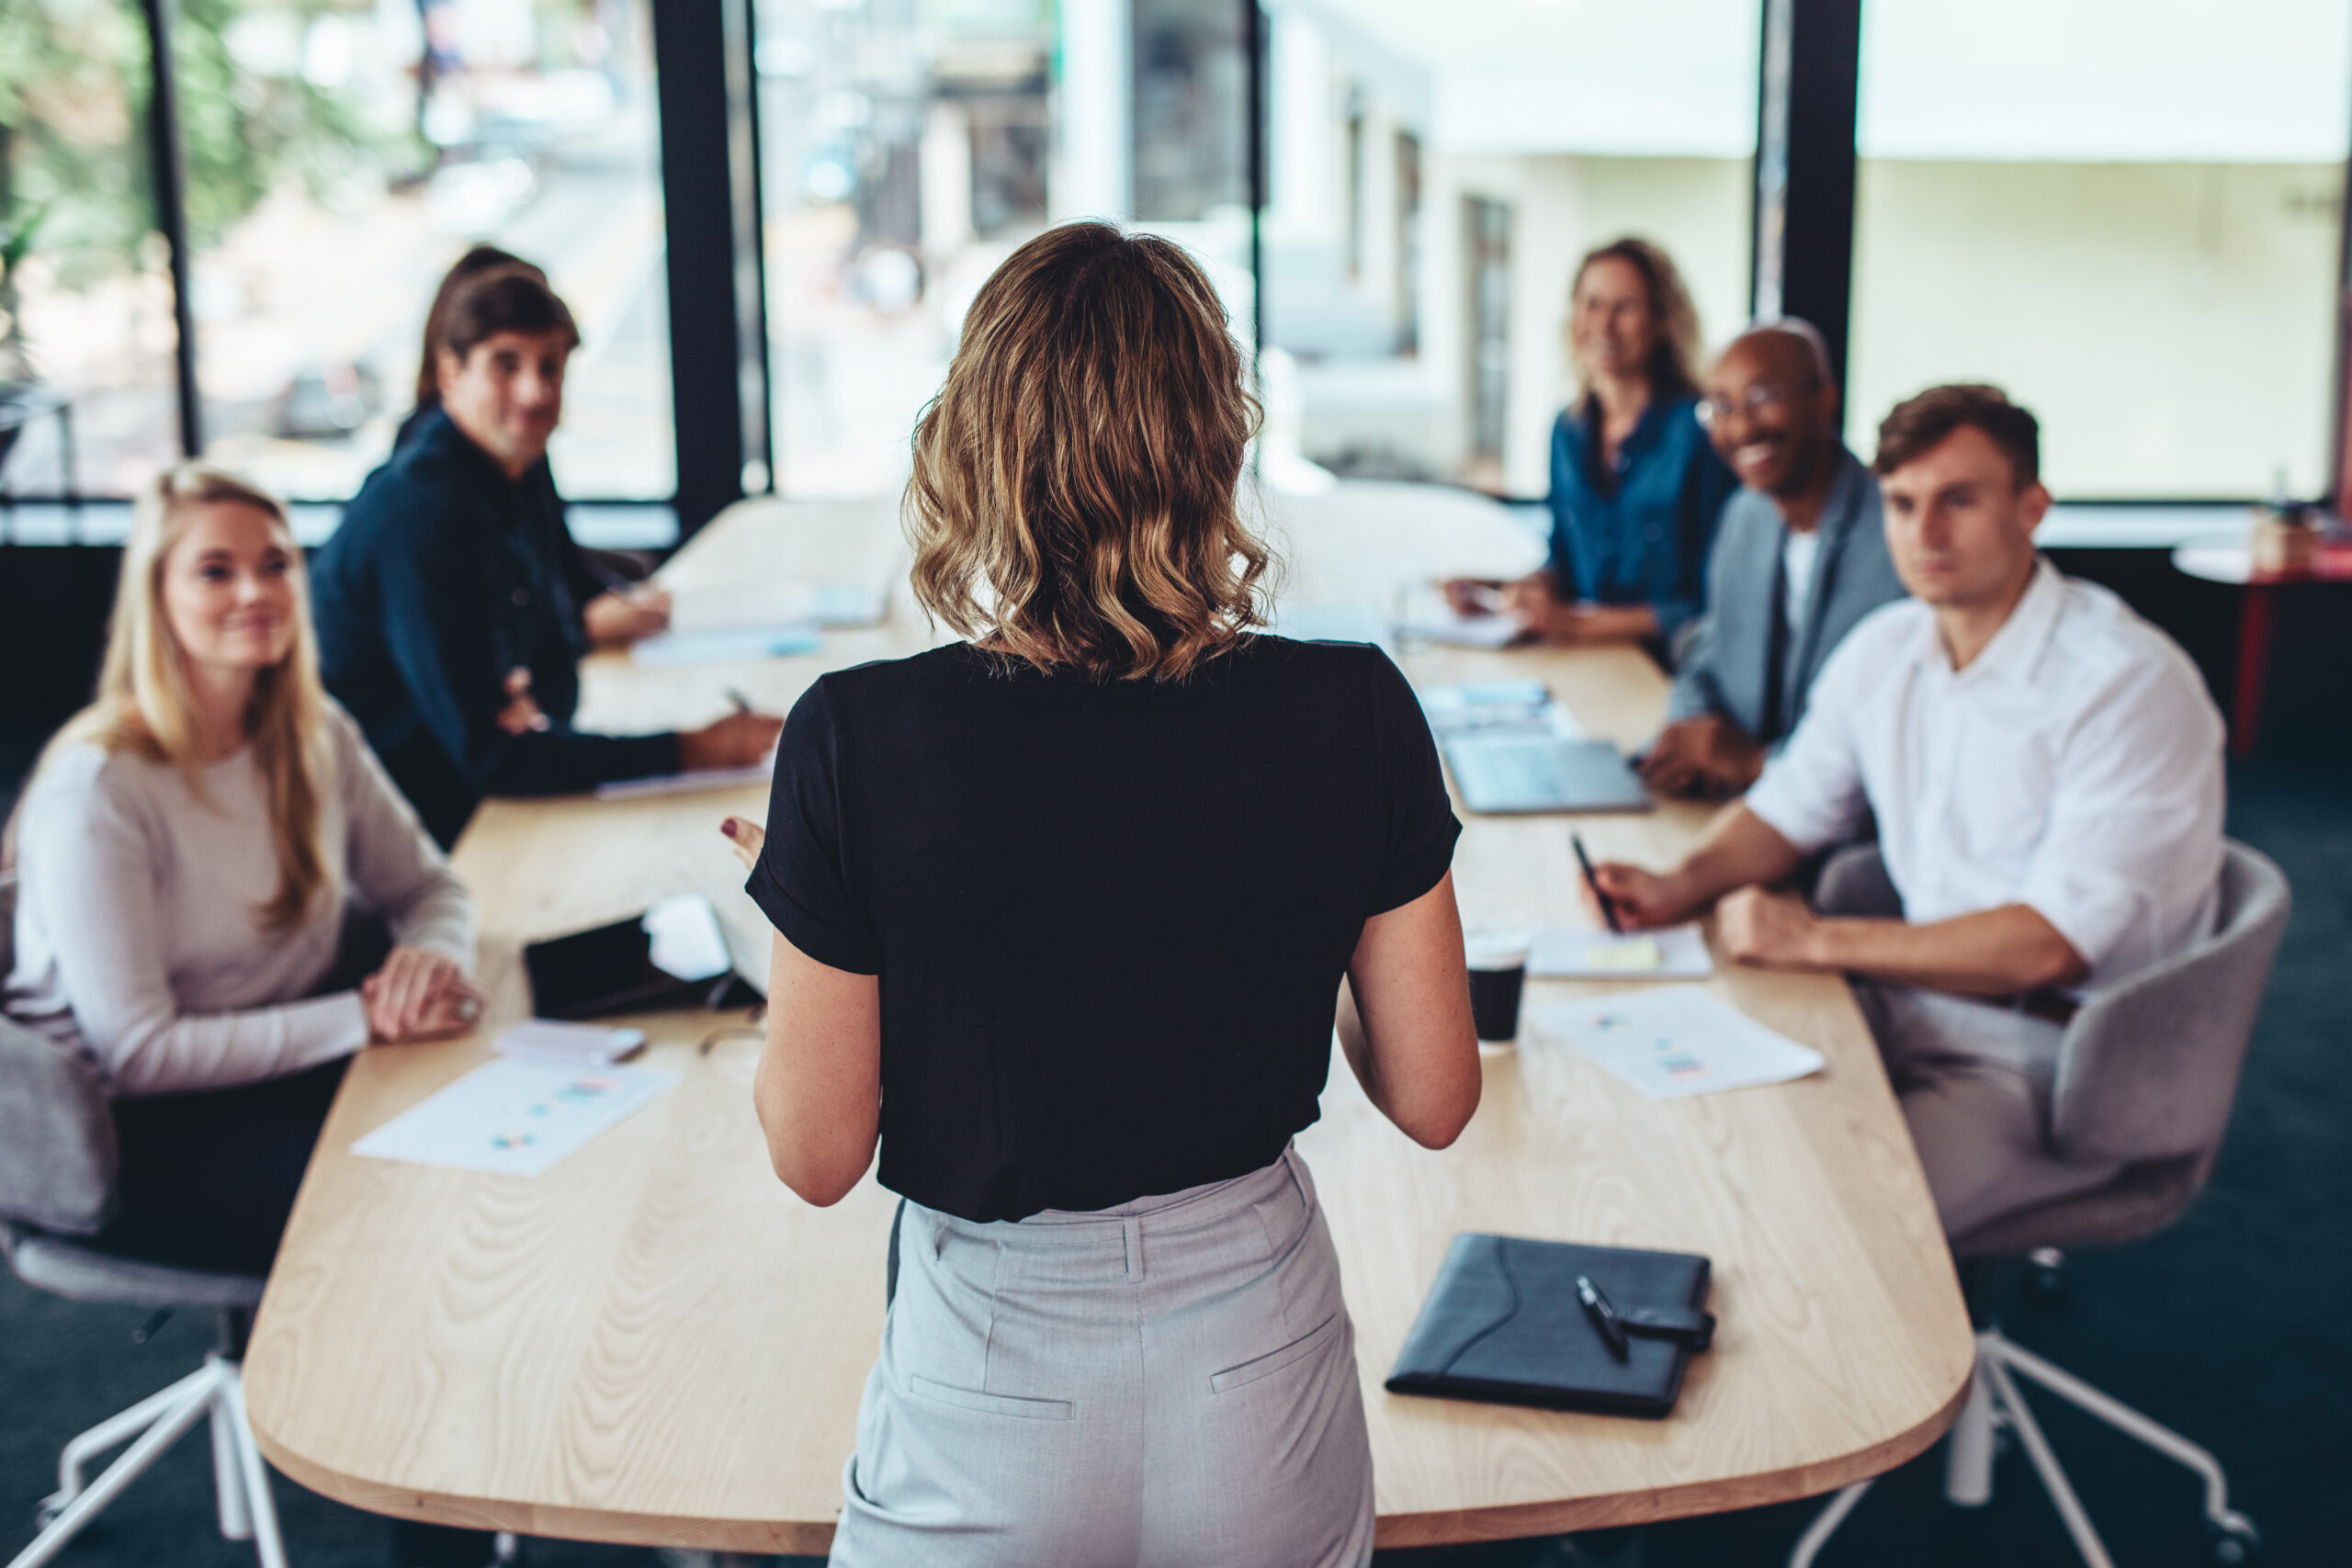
left=1667, top=450, right=1906, bottom=747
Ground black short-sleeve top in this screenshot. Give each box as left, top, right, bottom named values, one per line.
left=745, top=636, right=1460, bottom=1223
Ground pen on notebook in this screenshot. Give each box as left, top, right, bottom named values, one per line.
left=1576, top=1273, right=1630, bottom=1361
left=724, top=687, right=753, bottom=714
left=1571, top=833, right=1623, bottom=934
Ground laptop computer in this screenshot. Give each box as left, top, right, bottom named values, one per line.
left=1440, top=729, right=1653, bottom=815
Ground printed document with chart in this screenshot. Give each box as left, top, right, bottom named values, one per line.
left=1530, top=985, right=1824, bottom=1100
left=351, top=1058, right=679, bottom=1177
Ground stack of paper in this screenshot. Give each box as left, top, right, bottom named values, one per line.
left=1529, top=984, right=1825, bottom=1100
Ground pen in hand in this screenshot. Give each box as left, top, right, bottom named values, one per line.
left=724, top=686, right=754, bottom=715
left=1572, top=833, right=1623, bottom=934
left=1576, top=1273, right=1630, bottom=1361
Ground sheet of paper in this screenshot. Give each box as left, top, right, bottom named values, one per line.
left=1528, top=923, right=1713, bottom=979
left=630, top=623, right=822, bottom=668
left=593, top=760, right=773, bottom=801
left=351, top=1059, right=679, bottom=1177
left=1529, top=984, right=1824, bottom=1100
left=1396, top=586, right=1522, bottom=649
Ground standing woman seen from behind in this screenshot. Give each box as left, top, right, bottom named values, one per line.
left=4, top=465, right=478, bottom=1277
left=1447, top=237, right=1735, bottom=651
left=720, top=221, right=1481, bottom=1567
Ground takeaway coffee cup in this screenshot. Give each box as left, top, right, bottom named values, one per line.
left=1464, top=929, right=1532, bottom=1043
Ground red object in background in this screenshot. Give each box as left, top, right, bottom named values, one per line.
left=2176, top=539, right=2352, bottom=755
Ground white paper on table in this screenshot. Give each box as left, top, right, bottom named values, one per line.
left=630, top=623, right=822, bottom=668
left=1528, top=924, right=1713, bottom=979
left=351, top=1059, right=679, bottom=1177
left=1528, top=984, right=1825, bottom=1100
left=1396, top=585, right=1521, bottom=649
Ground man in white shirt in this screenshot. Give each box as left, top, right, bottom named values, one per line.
left=1590, top=385, right=2225, bottom=1235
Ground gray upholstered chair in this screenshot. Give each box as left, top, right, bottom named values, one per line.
left=0, top=873, right=290, bottom=1568
left=1788, top=841, right=2289, bottom=1568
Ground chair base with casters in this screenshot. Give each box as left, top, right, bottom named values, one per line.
left=3, top=1224, right=287, bottom=1568
left=1789, top=840, right=2288, bottom=1568
left=1790, top=1267, right=2259, bottom=1568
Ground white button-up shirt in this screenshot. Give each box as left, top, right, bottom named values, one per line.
left=1747, top=559, right=2225, bottom=993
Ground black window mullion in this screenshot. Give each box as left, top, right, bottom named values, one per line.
left=1245, top=0, right=1267, bottom=367
left=651, top=0, right=765, bottom=537
left=136, top=0, right=200, bottom=457
left=1750, top=0, right=1862, bottom=390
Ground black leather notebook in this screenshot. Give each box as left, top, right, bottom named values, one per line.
left=1385, top=1234, right=1715, bottom=1418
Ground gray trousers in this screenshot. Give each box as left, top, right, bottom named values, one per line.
left=1856, top=982, right=2125, bottom=1239
left=830, top=1144, right=1376, bottom=1568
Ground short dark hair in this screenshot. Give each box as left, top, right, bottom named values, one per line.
left=437, top=266, right=579, bottom=369
left=414, top=246, right=547, bottom=408
left=1872, top=383, right=2039, bottom=488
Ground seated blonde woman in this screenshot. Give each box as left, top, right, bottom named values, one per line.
left=6, top=464, right=479, bottom=1278
left=720, top=221, right=1482, bottom=1568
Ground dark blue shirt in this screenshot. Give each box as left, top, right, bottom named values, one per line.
left=311, top=410, right=679, bottom=846
left=1545, top=394, right=1736, bottom=646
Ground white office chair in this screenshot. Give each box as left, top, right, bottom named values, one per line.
left=1787, top=841, right=2289, bottom=1568
left=0, top=873, right=288, bottom=1568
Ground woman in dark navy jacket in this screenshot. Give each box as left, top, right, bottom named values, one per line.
left=1449, top=237, right=1734, bottom=654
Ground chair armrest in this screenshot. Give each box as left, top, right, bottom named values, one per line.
left=1811, top=843, right=1902, bottom=919
left=0, top=1019, right=119, bottom=1236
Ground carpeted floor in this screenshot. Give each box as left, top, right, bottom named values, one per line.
left=4, top=745, right=2345, bottom=1568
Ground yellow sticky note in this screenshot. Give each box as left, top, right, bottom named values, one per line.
left=1583, top=936, right=1663, bottom=973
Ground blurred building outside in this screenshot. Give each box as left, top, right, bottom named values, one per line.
left=4, top=0, right=2347, bottom=510
left=3, top=0, right=674, bottom=503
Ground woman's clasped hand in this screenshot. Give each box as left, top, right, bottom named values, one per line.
left=361, top=945, right=483, bottom=1043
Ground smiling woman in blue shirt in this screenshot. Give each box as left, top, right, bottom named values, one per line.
left=1448, top=237, right=1736, bottom=652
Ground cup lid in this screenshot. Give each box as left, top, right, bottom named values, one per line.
left=1464, top=928, right=1532, bottom=968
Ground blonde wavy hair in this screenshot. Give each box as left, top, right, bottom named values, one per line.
left=1566, top=236, right=1705, bottom=400
left=33, top=463, right=334, bottom=931
left=904, top=221, right=1274, bottom=682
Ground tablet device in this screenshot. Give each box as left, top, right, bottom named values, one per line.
left=1440, top=730, right=1652, bottom=814
left=523, top=893, right=741, bottom=1019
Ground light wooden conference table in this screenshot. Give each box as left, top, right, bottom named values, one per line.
left=245, top=482, right=1973, bottom=1553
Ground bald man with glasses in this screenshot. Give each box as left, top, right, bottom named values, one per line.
left=1641, top=321, right=1906, bottom=799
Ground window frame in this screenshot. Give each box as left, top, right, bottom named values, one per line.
left=9, top=0, right=2346, bottom=517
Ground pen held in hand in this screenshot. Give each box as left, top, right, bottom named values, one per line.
left=1571, top=833, right=1623, bottom=934
left=724, top=686, right=754, bottom=715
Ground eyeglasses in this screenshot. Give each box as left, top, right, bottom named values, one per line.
left=1696, top=382, right=1807, bottom=430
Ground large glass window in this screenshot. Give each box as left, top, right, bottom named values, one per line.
left=178, top=0, right=673, bottom=502
left=754, top=0, right=1248, bottom=498
left=1849, top=0, right=2352, bottom=499
left=1, top=0, right=181, bottom=496
left=1258, top=0, right=1759, bottom=496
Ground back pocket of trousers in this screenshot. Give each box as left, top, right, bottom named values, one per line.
left=1209, top=1312, right=1340, bottom=1394
left=907, top=1374, right=1075, bottom=1421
